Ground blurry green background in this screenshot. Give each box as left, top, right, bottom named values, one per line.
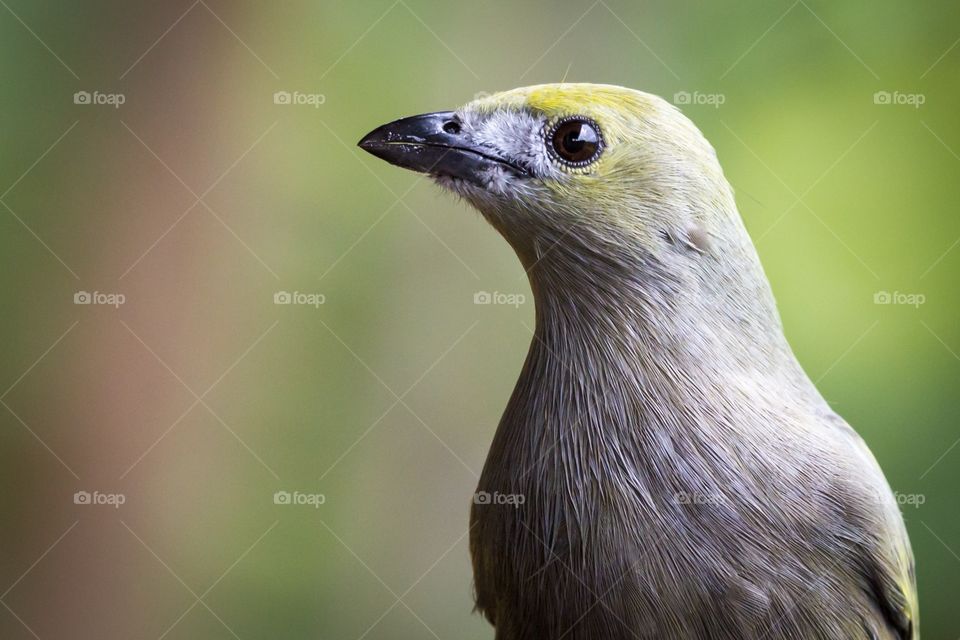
left=0, top=1, right=957, bottom=638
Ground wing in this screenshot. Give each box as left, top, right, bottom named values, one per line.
left=829, top=414, right=919, bottom=639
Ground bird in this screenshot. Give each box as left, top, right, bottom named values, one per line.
left=358, top=83, right=918, bottom=639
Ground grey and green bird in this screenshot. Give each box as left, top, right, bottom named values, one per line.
left=359, top=83, right=918, bottom=639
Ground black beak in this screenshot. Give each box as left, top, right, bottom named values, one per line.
left=358, top=111, right=527, bottom=186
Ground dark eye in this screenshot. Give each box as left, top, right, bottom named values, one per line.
left=549, top=117, right=603, bottom=166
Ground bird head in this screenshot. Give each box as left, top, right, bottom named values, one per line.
left=360, top=84, right=788, bottom=368
left=359, top=84, right=734, bottom=265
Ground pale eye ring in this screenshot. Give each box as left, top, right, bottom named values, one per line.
left=547, top=116, right=603, bottom=167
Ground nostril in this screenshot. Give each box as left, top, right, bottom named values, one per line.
left=442, top=120, right=462, bottom=135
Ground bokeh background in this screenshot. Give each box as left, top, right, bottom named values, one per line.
left=0, top=1, right=957, bottom=638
